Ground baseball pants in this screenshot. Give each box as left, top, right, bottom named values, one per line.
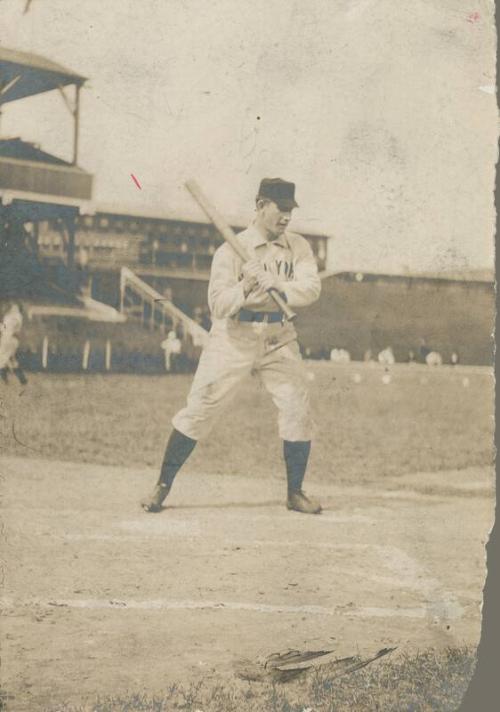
left=172, top=318, right=313, bottom=442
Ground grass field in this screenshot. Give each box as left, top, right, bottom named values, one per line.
left=43, top=648, right=476, bottom=712
left=0, top=362, right=494, bottom=711
left=0, top=362, right=494, bottom=483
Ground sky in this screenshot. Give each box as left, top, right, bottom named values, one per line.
left=0, top=0, right=497, bottom=273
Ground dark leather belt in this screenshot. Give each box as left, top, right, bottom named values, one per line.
left=237, top=309, right=283, bottom=323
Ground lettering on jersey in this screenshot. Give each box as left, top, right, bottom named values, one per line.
left=238, top=260, right=296, bottom=282
left=263, top=260, right=295, bottom=280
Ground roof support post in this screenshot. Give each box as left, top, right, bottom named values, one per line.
left=65, top=214, right=76, bottom=270
left=73, top=84, right=80, bottom=165
left=58, top=83, right=81, bottom=165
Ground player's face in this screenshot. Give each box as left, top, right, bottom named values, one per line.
left=259, top=200, right=293, bottom=239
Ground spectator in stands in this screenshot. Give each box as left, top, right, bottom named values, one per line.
left=407, top=349, right=417, bottom=364
left=161, top=330, right=181, bottom=372
left=151, top=239, right=160, bottom=266
left=177, top=323, right=201, bottom=372
left=163, top=286, right=173, bottom=303
left=363, top=349, right=373, bottom=362
left=200, top=305, right=212, bottom=332
left=192, top=305, right=212, bottom=333
left=450, top=351, right=460, bottom=366
left=76, top=246, right=91, bottom=296
left=191, top=326, right=205, bottom=352
left=426, top=351, right=443, bottom=367
left=330, top=348, right=351, bottom=363
left=378, top=346, right=395, bottom=366
left=193, top=306, right=203, bottom=325
left=188, top=309, right=207, bottom=361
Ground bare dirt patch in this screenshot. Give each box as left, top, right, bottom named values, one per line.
left=0, top=454, right=494, bottom=711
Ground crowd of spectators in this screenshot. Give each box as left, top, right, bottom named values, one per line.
left=305, top=341, right=460, bottom=367
left=1, top=292, right=462, bottom=376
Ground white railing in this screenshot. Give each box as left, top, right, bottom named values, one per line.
left=119, top=266, right=208, bottom=345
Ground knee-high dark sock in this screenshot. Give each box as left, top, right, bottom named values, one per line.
left=0, top=368, right=8, bottom=383
left=13, top=368, right=27, bottom=385
left=284, top=440, right=311, bottom=494
left=157, top=429, right=197, bottom=488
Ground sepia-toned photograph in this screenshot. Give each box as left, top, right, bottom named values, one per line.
left=0, top=1, right=497, bottom=710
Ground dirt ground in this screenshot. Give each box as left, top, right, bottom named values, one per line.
left=0, top=363, right=495, bottom=710
left=0, top=452, right=494, bottom=711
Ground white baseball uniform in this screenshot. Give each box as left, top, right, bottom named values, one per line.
left=2, top=305, right=22, bottom=336
left=0, top=305, right=23, bottom=370
left=0, top=333, right=20, bottom=369
left=172, top=223, right=321, bottom=441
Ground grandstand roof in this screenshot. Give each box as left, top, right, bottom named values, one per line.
left=0, top=47, right=86, bottom=104
left=0, top=138, right=74, bottom=166
left=410, top=269, right=494, bottom=283
left=96, top=203, right=331, bottom=239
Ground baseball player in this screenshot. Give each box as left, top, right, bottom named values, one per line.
left=0, top=303, right=28, bottom=385
left=141, top=178, right=322, bottom=514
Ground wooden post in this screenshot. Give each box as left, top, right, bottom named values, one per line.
left=66, top=216, right=76, bottom=270
left=42, top=336, right=49, bottom=370
left=119, top=271, right=125, bottom=313
left=73, top=85, right=80, bottom=165
left=33, top=220, right=40, bottom=256
left=150, top=297, right=155, bottom=330
left=82, top=340, right=90, bottom=370
left=105, top=340, right=112, bottom=371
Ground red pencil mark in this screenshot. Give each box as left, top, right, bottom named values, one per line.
left=466, top=11, right=480, bottom=23
left=130, top=174, right=142, bottom=190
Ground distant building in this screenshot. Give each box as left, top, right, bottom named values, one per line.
left=0, top=47, right=93, bottom=304
left=298, top=271, right=494, bottom=366
left=35, top=207, right=331, bottom=310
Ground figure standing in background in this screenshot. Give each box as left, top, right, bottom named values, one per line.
left=378, top=346, right=395, bottom=366
left=0, top=303, right=28, bottom=385
left=161, top=330, right=181, bottom=373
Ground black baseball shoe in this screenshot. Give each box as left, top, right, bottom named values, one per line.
left=287, top=489, right=322, bottom=514
left=141, top=484, right=170, bottom=513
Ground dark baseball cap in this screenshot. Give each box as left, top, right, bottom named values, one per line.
left=256, top=178, right=299, bottom=210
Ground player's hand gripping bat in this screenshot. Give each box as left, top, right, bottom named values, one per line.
left=185, top=179, right=297, bottom=321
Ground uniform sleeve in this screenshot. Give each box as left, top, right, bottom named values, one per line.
left=207, top=244, right=247, bottom=319
left=280, top=237, right=321, bottom=308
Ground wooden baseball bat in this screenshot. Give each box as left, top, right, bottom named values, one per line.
left=185, top=179, right=296, bottom=321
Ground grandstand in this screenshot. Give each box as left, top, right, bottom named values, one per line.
left=296, top=270, right=494, bottom=366
left=0, top=47, right=493, bottom=371
left=0, top=47, right=206, bottom=372
left=35, top=206, right=330, bottom=310
left=0, top=47, right=93, bottom=303
left=32, top=205, right=494, bottom=368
